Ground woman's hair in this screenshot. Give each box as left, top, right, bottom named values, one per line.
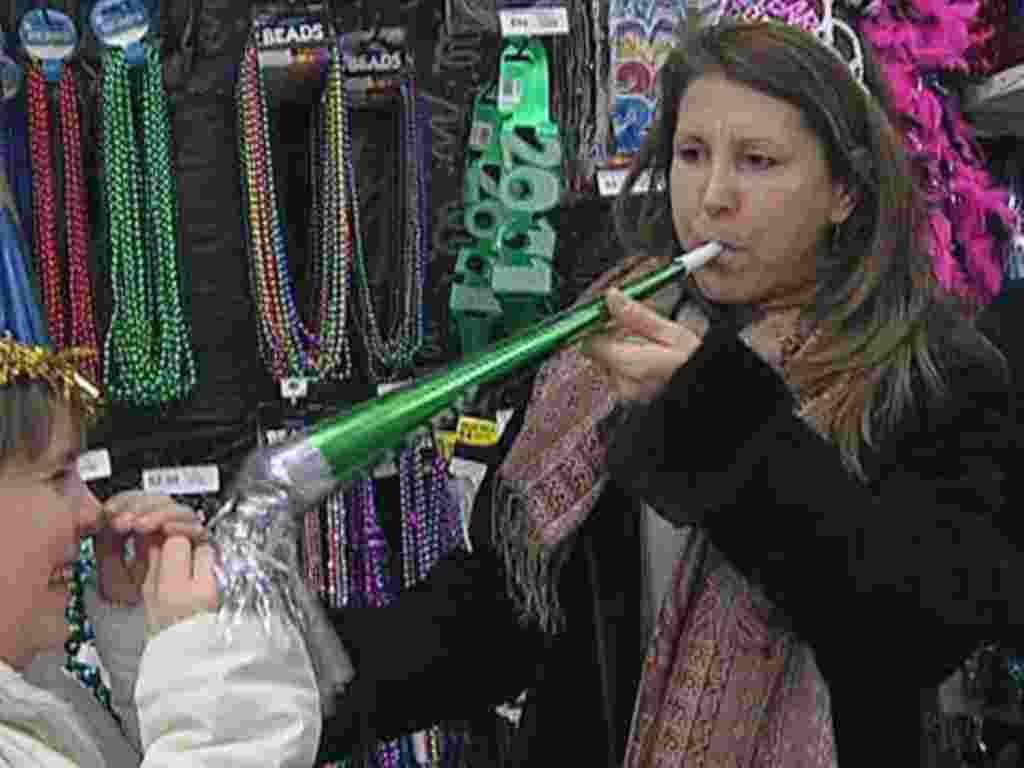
left=616, top=18, right=1004, bottom=476
left=0, top=382, right=76, bottom=469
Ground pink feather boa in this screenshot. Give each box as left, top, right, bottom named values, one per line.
left=859, top=0, right=1011, bottom=306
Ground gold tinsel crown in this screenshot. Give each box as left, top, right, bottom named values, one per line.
left=0, top=334, right=102, bottom=418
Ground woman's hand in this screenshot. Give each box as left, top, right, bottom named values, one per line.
left=581, top=288, right=702, bottom=404
left=142, top=536, right=219, bottom=640
left=95, top=491, right=207, bottom=606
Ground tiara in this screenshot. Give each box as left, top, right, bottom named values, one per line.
left=0, top=334, right=102, bottom=417
left=707, top=0, right=867, bottom=92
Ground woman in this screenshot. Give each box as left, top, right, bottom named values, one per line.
left=0, top=336, right=322, bottom=766
left=320, top=15, right=1021, bottom=767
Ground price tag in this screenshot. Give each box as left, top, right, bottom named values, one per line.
left=469, top=120, right=495, bottom=152
left=596, top=167, right=655, bottom=197
left=77, top=449, right=112, bottom=481
left=491, top=263, right=552, bottom=295
left=372, top=452, right=398, bottom=478
left=456, top=416, right=499, bottom=447
left=498, top=74, right=523, bottom=109
left=499, top=7, right=570, bottom=37
left=378, top=379, right=413, bottom=396
left=450, top=284, right=503, bottom=315
left=280, top=377, right=309, bottom=400
left=142, top=465, right=220, bottom=495
left=496, top=409, right=514, bottom=440
left=450, top=457, right=489, bottom=548
left=264, top=428, right=290, bottom=446
left=257, top=48, right=294, bottom=70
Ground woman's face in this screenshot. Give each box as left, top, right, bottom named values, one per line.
left=670, top=72, right=855, bottom=307
left=0, top=401, right=101, bottom=669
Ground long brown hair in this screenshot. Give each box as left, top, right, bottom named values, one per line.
left=616, top=18, right=1004, bottom=475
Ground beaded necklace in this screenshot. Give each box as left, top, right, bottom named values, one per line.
left=25, top=62, right=100, bottom=381
left=343, top=77, right=426, bottom=382
left=99, top=44, right=195, bottom=406
left=66, top=542, right=113, bottom=712
left=343, top=476, right=401, bottom=768
left=237, top=34, right=353, bottom=382
left=398, top=446, right=470, bottom=766
left=312, top=452, right=466, bottom=766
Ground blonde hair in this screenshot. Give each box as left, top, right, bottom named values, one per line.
left=0, top=382, right=76, bottom=468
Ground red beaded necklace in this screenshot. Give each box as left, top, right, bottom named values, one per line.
left=25, top=61, right=99, bottom=382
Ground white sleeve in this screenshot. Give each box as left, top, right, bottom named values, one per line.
left=135, top=612, right=321, bottom=768
left=82, top=586, right=145, bottom=753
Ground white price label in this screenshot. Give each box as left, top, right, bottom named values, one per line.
left=77, top=449, right=111, bottom=481
left=378, top=379, right=414, bottom=396
left=492, top=264, right=552, bottom=295
left=257, top=49, right=293, bottom=70
left=596, top=168, right=655, bottom=197
left=496, top=409, right=514, bottom=440
left=469, top=120, right=495, bottom=151
left=499, top=7, right=570, bottom=37
left=450, top=457, right=489, bottom=550
left=280, top=377, right=309, bottom=400
left=142, top=465, right=220, bottom=495
left=265, top=428, right=290, bottom=446
left=373, top=455, right=398, bottom=478
left=498, top=75, right=522, bottom=107
left=451, top=284, right=503, bottom=315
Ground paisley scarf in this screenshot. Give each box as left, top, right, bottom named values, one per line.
left=494, top=255, right=839, bottom=766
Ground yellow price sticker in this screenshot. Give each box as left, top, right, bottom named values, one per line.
left=456, top=416, right=500, bottom=447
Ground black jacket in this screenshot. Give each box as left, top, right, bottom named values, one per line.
left=320, top=300, right=1023, bottom=766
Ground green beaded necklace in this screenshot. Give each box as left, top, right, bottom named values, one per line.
left=99, top=44, right=196, bottom=407
left=66, top=541, right=113, bottom=713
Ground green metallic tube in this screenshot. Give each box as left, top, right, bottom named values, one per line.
left=209, top=242, right=720, bottom=712
left=308, top=242, right=722, bottom=484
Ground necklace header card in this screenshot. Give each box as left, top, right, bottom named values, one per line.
left=254, top=13, right=330, bottom=107
left=339, top=27, right=411, bottom=104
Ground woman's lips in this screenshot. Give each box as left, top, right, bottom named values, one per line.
left=689, top=238, right=740, bottom=250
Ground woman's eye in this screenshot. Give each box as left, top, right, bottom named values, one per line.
left=674, top=146, right=703, bottom=163
left=742, top=154, right=776, bottom=170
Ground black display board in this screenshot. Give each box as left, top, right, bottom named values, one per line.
left=75, top=0, right=616, bottom=494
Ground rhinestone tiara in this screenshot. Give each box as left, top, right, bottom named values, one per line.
left=705, top=0, right=867, bottom=91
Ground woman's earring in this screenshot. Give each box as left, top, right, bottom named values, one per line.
left=831, top=223, right=843, bottom=255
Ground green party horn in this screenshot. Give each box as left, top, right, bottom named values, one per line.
left=308, top=240, right=723, bottom=485
left=209, top=240, right=721, bottom=713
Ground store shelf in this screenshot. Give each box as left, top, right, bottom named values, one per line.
left=965, top=62, right=1024, bottom=138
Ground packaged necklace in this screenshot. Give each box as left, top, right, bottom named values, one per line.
left=18, top=9, right=100, bottom=380
left=251, top=3, right=331, bottom=108
left=340, top=27, right=427, bottom=383
left=238, top=12, right=355, bottom=389
left=91, top=0, right=196, bottom=406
